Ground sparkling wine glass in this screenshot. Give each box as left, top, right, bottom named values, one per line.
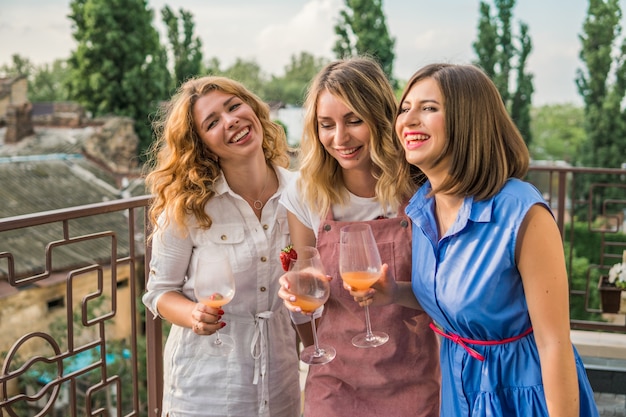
left=194, top=256, right=236, bottom=356
left=287, top=246, right=336, bottom=365
left=339, top=223, right=389, bottom=348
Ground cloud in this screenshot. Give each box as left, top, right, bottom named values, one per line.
left=255, top=0, right=342, bottom=75
left=2, top=0, right=625, bottom=105
left=0, top=1, right=74, bottom=64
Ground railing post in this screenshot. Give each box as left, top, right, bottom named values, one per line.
left=144, top=213, right=164, bottom=416
left=145, top=313, right=163, bottom=416
left=557, top=170, right=567, bottom=240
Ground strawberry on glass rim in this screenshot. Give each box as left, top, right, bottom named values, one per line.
left=280, top=245, right=298, bottom=272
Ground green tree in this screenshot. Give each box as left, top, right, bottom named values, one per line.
left=204, top=57, right=223, bottom=76
left=219, top=58, right=268, bottom=98
left=265, top=52, right=328, bottom=105
left=67, top=0, right=171, bottom=157
left=29, top=59, right=72, bottom=102
left=575, top=0, right=626, bottom=169
left=333, top=0, right=397, bottom=88
left=1, top=55, right=70, bottom=102
left=473, top=0, right=534, bottom=145
left=161, top=5, right=203, bottom=90
left=0, top=54, right=34, bottom=77
left=529, top=104, right=586, bottom=163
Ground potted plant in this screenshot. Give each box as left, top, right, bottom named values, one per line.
left=598, top=255, right=626, bottom=313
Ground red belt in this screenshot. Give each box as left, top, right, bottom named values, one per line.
left=429, top=323, right=533, bottom=361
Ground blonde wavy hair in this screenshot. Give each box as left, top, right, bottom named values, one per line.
left=397, top=63, right=529, bottom=200
left=298, top=56, right=422, bottom=216
left=144, top=76, right=290, bottom=237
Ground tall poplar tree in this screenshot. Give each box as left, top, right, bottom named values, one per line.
left=575, top=0, right=626, bottom=169
left=473, top=0, right=534, bottom=145
left=161, top=6, right=203, bottom=90
left=67, top=0, right=170, bottom=156
left=333, top=0, right=397, bottom=88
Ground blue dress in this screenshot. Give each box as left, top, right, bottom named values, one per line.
left=406, top=179, right=599, bottom=417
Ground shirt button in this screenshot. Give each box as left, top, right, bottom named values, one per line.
left=400, top=220, right=409, bottom=228
left=220, top=235, right=227, bottom=240
left=263, top=224, right=269, bottom=230
left=260, top=256, right=267, bottom=262
left=260, top=286, right=267, bottom=292
left=323, top=224, right=331, bottom=231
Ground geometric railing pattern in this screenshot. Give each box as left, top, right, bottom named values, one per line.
left=0, top=166, right=625, bottom=415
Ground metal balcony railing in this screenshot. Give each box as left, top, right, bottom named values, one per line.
left=0, top=196, right=153, bottom=417
left=0, top=165, right=625, bottom=416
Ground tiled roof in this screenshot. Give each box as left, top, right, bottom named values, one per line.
left=0, top=126, right=147, bottom=280
left=1, top=158, right=121, bottom=215
left=0, top=126, right=147, bottom=211
left=0, top=126, right=91, bottom=157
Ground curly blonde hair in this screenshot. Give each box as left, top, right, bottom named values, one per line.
left=298, top=56, right=422, bottom=216
left=144, top=76, right=290, bottom=236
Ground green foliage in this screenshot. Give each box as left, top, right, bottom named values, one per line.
left=264, top=52, right=328, bottom=105
left=567, top=221, right=626, bottom=267
left=529, top=104, right=586, bottom=163
left=474, top=2, right=499, bottom=77
left=582, top=9, right=626, bottom=216
left=205, top=53, right=327, bottom=107
left=473, top=0, right=534, bottom=145
left=217, top=58, right=268, bottom=98
left=563, top=223, right=626, bottom=320
left=565, top=241, right=603, bottom=321
left=161, top=5, right=203, bottom=90
left=67, top=0, right=171, bottom=158
left=0, top=55, right=70, bottom=102
left=575, top=0, right=626, bottom=169
left=566, top=221, right=626, bottom=315
left=510, top=22, right=533, bottom=144
left=0, top=54, right=34, bottom=77
left=29, top=59, right=72, bottom=102
left=333, top=0, right=397, bottom=88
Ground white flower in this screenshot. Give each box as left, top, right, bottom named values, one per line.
left=608, top=262, right=626, bottom=287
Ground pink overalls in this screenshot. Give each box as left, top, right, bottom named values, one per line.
left=303, top=206, right=441, bottom=417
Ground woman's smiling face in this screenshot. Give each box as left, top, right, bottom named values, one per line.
left=396, top=77, right=448, bottom=174
left=316, top=89, right=372, bottom=174
left=193, top=89, right=264, bottom=165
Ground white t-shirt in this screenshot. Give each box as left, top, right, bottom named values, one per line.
left=279, top=172, right=398, bottom=236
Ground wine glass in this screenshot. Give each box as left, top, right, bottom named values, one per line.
left=286, top=246, right=336, bottom=365
left=194, top=256, right=236, bottom=356
left=339, top=223, right=389, bottom=348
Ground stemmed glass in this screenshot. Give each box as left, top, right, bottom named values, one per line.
left=339, top=224, right=389, bottom=348
left=286, top=246, right=336, bottom=365
left=194, top=256, right=236, bottom=356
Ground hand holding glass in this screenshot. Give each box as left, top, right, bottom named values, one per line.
left=286, top=246, right=336, bottom=365
left=194, top=256, right=236, bottom=356
left=339, top=224, right=389, bottom=348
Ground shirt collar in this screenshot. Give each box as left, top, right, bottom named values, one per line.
left=407, top=181, right=494, bottom=237
left=213, top=164, right=289, bottom=198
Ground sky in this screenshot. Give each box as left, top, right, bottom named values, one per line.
left=1, top=0, right=625, bottom=106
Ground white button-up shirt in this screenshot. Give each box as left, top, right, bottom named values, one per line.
left=143, top=166, right=301, bottom=417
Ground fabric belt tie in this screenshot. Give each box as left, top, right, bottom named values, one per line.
left=429, top=322, right=533, bottom=361
left=251, top=310, right=273, bottom=414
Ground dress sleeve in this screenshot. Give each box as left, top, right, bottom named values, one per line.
left=142, top=216, right=194, bottom=318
